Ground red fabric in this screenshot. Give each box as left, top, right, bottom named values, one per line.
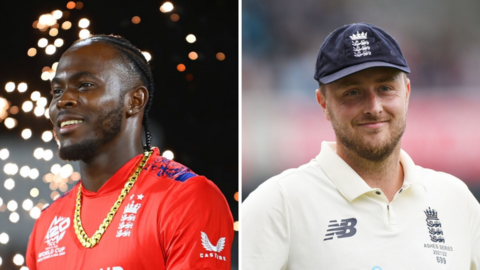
left=26, top=148, right=234, bottom=270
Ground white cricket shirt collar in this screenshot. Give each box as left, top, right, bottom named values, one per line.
left=316, top=141, right=426, bottom=202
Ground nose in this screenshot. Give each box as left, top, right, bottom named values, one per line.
left=363, top=91, right=383, bottom=116
left=56, top=95, right=78, bottom=109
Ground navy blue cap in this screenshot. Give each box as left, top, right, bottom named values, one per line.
left=314, top=23, right=410, bottom=84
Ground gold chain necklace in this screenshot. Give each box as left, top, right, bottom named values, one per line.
left=74, top=150, right=153, bottom=248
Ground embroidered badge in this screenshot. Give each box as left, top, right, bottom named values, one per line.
left=424, top=207, right=445, bottom=243
left=116, top=194, right=143, bottom=238
left=349, top=31, right=371, bottom=57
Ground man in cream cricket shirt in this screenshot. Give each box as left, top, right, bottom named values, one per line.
left=242, top=23, right=480, bottom=269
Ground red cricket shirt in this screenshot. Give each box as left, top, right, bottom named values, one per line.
left=26, top=148, right=234, bottom=270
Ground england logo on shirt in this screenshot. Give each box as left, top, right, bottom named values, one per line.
left=200, top=232, right=227, bottom=261
left=38, top=216, right=70, bottom=262
left=424, top=207, right=445, bottom=243
left=116, top=194, right=143, bottom=238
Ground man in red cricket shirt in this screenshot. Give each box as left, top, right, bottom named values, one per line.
left=26, top=35, right=234, bottom=270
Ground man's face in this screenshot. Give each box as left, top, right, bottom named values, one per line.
left=317, top=67, right=411, bottom=162
left=49, top=41, right=130, bottom=161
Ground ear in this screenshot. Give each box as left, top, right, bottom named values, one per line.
left=126, top=86, right=149, bottom=116
left=405, top=77, right=411, bottom=107
left=316, top=89, right=331, bottom=121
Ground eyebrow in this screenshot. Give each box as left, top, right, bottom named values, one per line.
left=51, top=71, right=98, bottom=86
left=336, top=75, right=398, bottom=89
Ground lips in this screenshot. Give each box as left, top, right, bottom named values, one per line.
left=358, top=120, right=388, bottom=129
left=55, top=114, right=85, bottom=135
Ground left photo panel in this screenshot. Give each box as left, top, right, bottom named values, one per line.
left=0, top=1, right=238, bottom=269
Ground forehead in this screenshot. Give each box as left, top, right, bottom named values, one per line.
left=55, top=41, right=122, bottom=78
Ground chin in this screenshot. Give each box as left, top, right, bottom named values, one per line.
left=58, top=138, right=99, bottom=161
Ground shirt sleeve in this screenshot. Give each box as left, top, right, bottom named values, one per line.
left=159, top=176, right=234, bottom=270
left=26, top=220, right=39, bottom=270
left=242, top=178, right=289, bottom=270
left=469, top=190, right=480, bottom=270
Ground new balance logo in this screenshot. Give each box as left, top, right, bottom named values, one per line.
left=324, top=218, right=357, bottom=241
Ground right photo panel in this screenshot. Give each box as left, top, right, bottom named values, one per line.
left=242, top=0, right=480, bottom=269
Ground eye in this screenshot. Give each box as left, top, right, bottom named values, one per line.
left=345, top=90, right=359, bottom=96
left=79, top=82, right=93, bottom=88
left=380, top=86, right=391, bottom=91
left=50, top=88, right=63, bottom=96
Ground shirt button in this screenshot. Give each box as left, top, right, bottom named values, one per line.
left=375, top=191, right=381, bottom=195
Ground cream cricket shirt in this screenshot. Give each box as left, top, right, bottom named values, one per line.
left=242, top=142, right=480, bottom=270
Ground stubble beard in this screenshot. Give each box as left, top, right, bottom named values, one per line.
left=329, top=108, right=406, bottom=162
left=55, top=102, right=124, bottom=161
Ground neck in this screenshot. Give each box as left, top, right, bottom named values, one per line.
left=336, top=141, right=404, bottom=202
left=78, top=138, right=144, bottom=192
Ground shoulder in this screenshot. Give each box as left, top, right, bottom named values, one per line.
left=415, top=165, right=470, bottom=194
left=144, top=155, right=198, bottom=182
left=247, top=159, right=327, bottom=198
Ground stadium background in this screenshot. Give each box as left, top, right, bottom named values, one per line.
left=242, top=0, right=480, bottom=205
left=0, top=0, right=238, bottom=269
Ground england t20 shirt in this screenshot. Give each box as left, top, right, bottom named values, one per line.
left=27, top=148, right=234, bottom=270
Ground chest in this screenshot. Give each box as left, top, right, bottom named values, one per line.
left=283, top=188, right=471, bottom=269
left=35, top=192, right=164, bottom=270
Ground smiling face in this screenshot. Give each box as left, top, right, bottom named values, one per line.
left=317, top=67, right=411, bottom=162
left=49, top=41, right=139, bottom=161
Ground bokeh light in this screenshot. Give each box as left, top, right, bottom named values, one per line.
left=4, top=117, right=17, bottom=129
left=13, top=254, right=24, bottom=266
left=54, top=38, right=64, bottom=47
left=7, top=200, right=18, bottom=212
left=49, top=28, right=59, bottom=37
left=22, top=101, right=33, bottom=113
left=34, top=106, right=46, bottom=117
left=21, top=129, right=32, bottom=139
left=28, top=48, right=37, bottom=57
left=29, top=168, right=40, bottom=179
left=38, top=38, right=48, bottom=48
left=160, top=2, right=174, bottom=13
left=177, top=64, right=186, bottom=72
left=76, top=2, right=84, bottom=9
left=42, top=131, right=53, bottom=142
left=51, top=164, right=61, bottom=174
left=4, top=163, right=18, bottom=175
left=46, top=44, right=56, bottom=55
left=78, top=18, right=90, bottom=28
left=62, top=21, right=72, bottom=30
left=37, top=97, right=48, bottom=107
left=31, top=91, right=41, bottom=101
left=216, top=52, right=226, bottom=61
left=189, top=51, right=198, bottom=60
left=17, top=82, right=27, bottom=92
left=170, top=14, right=180, bottom=22
left=162, top=150, right=174, bottom=160
left=142, top=51, right=152, bottom=62
left=0, top=233, right=9, bottom=244
left=60, top=164, right=74, bottom=178
left=186, top=34, right=196, bottom=43
left=234, top=221, right=239, bottom=231
left=22, top=199, right=33, bottom=211
left=19, top=166, right=30, bottom=178
left=9, top=212, right=19, bottom=223
left=34, top=148, right=44, bottom=159
left=30, top=206, right=41, bottom=219
left=79, top=29, right=91, bottom=39
left=30, top=188, right=39, bottom=198
left=66, top=1, right=75, bottom=9
left=0, top=149, right=9, bottom=160
left=5, top=82, right=15, bottom=92
left=52, top=10, right=63, bottom=19
left=42, top=150, right=53, bottom=161
left=132, top=16, right=141, bottom=24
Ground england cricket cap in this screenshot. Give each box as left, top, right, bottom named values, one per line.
left=314, top=22, right=410, bottom=84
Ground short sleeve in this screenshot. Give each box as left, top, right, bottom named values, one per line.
left=159, top=176, right=234, bottom=270
left=26, top=220, right=39, bottom=270
left=241, top=179, right=289, bottom=270
left=469, top=190, right=480, bottom=269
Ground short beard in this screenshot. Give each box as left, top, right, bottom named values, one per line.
left=56, top=102, right=124, bottom=161
left=330, top=108, right=406, bottom=162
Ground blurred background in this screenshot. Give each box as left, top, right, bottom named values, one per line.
left=242, top=0, right=480, bottom=204
left=0, top=0, right=238, bottom=269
